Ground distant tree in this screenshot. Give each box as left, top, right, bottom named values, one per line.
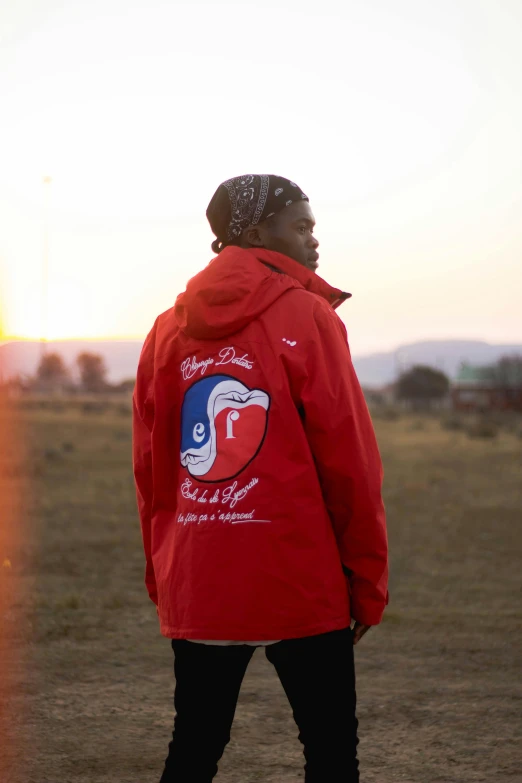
left=77, top=352, right=107, bottom=392
left=36, top=352, right=70, bottom=385
left=397, top=365, right=450, bottom=404
left=112, top=378, right=136, bottom=393
left=493, top=355, right=522, bottom=386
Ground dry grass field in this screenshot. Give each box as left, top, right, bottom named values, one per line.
left=1, top=400, right=521, bottom=783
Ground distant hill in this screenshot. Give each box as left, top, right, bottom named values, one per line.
left=1, top=338, right=521, bottom=388
left=353, top=340, right=522, bottom=387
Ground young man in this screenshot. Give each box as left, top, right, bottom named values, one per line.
left=133, top=174, right=389, bottom=782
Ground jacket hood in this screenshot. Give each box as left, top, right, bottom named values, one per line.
left=174, top=246, right=351, bottom=340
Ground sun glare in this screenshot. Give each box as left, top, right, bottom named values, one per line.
left=1, top=0, right=521, bottom=351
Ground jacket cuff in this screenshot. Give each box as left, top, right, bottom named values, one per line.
left=350, top=590, right=389, bottom=626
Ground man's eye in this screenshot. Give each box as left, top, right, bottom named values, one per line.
left=298, top=227, right=307, bottom=234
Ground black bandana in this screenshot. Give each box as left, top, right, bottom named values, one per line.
left=206, top=174, right=309, bottom=249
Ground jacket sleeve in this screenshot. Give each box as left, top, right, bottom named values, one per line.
left=296, top=300, right=389, bottom=625
left=132, top=323, right=158, bottom=606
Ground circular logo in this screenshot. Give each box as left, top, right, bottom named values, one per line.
left=180, top=375, right=270, bottom=482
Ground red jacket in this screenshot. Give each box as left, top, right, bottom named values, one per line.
left=133, top=246, right=389, bottom=640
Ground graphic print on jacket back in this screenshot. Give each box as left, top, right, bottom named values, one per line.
left=180, top=374, right=271, bottom=483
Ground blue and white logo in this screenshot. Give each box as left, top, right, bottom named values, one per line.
left=180, top=374, right=270, bottom=482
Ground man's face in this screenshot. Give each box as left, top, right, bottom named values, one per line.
left=250, top=200, right=320, bottom=272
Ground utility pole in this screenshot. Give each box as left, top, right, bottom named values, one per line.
left=41, top=175, right=52, bottom=361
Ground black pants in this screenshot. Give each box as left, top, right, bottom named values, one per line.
left=159, top=626, right=359, bottom=782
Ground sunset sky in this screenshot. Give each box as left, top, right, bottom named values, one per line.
left=1, top=0, right=521, bottom=355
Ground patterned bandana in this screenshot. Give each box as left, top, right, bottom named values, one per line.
left=206, top=174, right=309, bottom=247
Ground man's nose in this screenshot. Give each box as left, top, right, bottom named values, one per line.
left=308, top=235, right=319, bottom=249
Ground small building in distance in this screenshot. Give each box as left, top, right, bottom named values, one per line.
left=452, top=362, right=522, bottom=412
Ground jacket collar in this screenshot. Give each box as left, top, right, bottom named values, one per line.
left=248, top=247, right=351, bottom=311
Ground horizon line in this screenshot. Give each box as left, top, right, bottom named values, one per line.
left=2, top=335, right=522, bottom=353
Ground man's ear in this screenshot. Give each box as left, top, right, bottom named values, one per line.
left=242, top=225, right=265, bottom=247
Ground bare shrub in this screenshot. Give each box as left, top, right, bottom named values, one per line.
left=441, top=415, right=465, bottom=431
left=372, top=406, right=400, bottom=421
left=466, top=417, right=498, bottom=439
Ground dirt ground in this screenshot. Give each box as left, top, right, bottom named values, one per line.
left=1, top=402, right=521, bottom=782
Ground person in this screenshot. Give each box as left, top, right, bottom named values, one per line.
left=133, top=174, right=389, bottom=782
